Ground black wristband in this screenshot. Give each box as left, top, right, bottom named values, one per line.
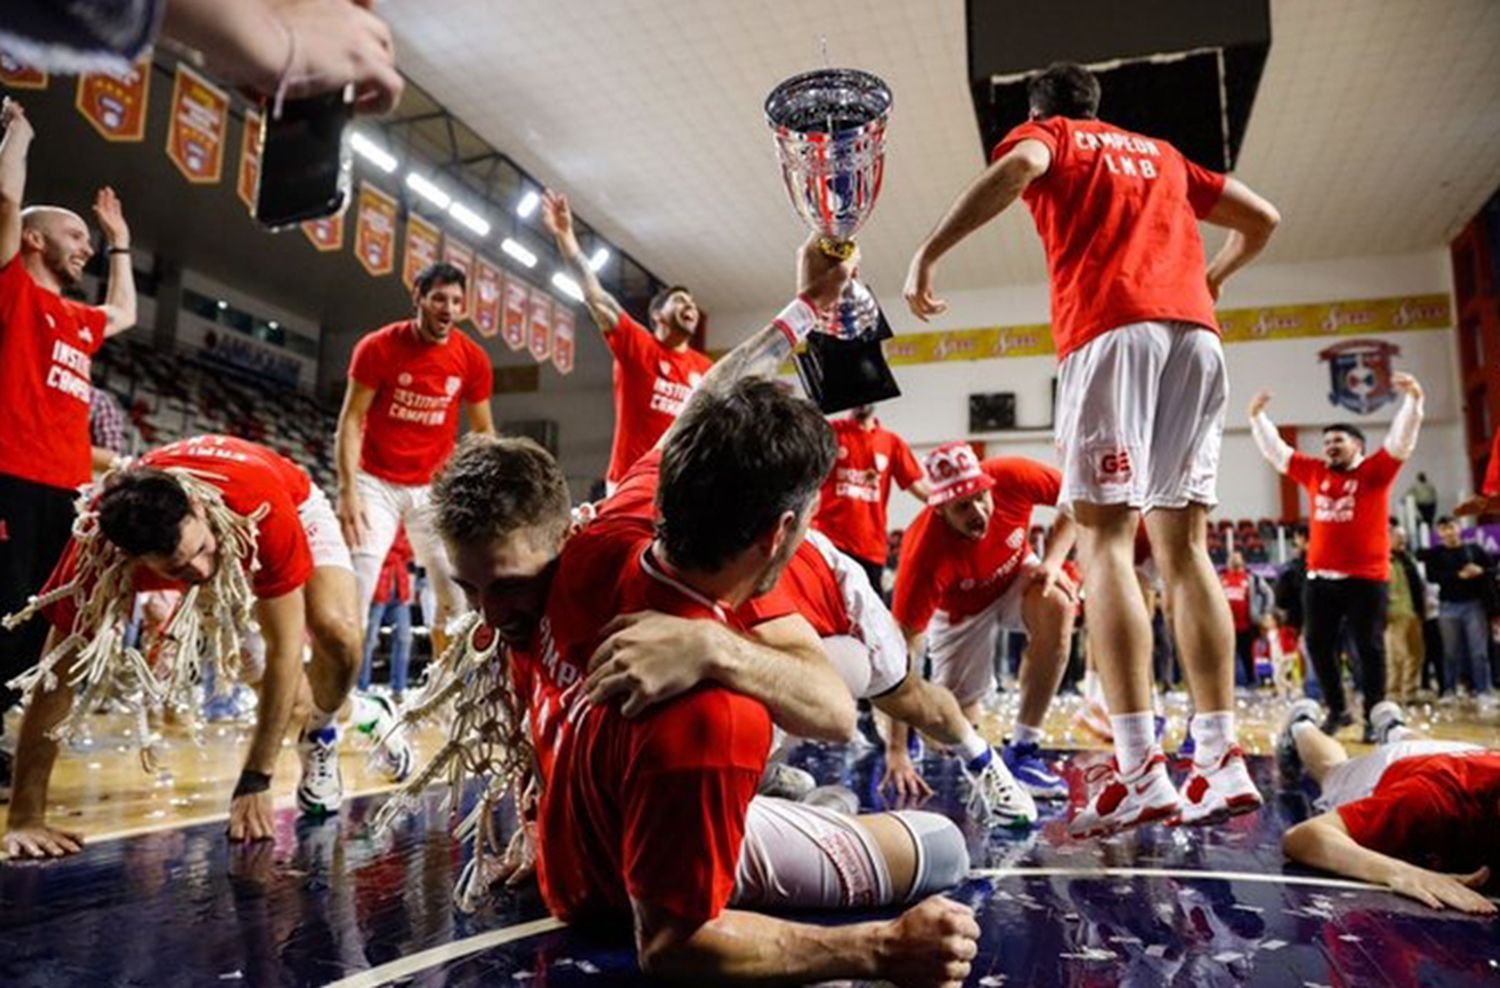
left=107, top=246, right=131, bottom=255
left=233, top=769, right=272, bottom=798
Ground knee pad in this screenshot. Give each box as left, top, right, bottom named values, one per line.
left=894, top=810, right=969, bottom=900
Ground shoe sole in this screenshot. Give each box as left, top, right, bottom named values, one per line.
left=297, top=794, right=342, bottom=816
left=1069, top=800, right=1179, bottom=839
left=1170, top=792, right=1263, bottom=828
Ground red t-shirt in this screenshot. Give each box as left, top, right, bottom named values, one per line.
left=42, top=435, right=315, bottom=631
left=1220, top=569, right=1252, bottom=632
left=813, top=418, right=923, bottom=564
left=1483, top=429, right=1500, bottom=497
left=0, top=257, right=109, bottom=489
left=349, top=321, right=493, bottom=486
left=993, top=117, right=1226, bottom=361
left=374, top=527, right=413, bottom=603
left=738, top=538, right=850, bottom=639
left=605, top=312, right=712, bottom=486
left=1287, top=449, right=1403, bottom=581
left=892, top=457, right=1060, bottom=631
left=1337, top=751, right=1500, bottom=876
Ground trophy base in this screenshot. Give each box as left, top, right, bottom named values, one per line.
left=795, top=331, right=901, bottom=414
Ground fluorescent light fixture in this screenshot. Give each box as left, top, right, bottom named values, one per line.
left=268, top=320, right=279, bottom=329
left=349, top=131, right=397, bottom=173
left=217, top=299, right=228, bottom=310
left=551, top=272, right=583, bottom=302
left=516, top=190, right=540, bottom=218
left=448, top=201, right=491, bottom=237
left=501, top=237, right=537, bottom=268
left=588, top=246, right=610, bottom=272
left=406, top=171, right=452, bottom=210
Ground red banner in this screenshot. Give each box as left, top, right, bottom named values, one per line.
left=354, top=182, right=397, bottom=277
left=75, top=58, right=150, bottom=141
left=236, top=110, right=263, bottom=211
left=552, top=305, right=576, bottom=375
left=402, top=212, right=441, bottom=290
left=301, top=213, right=344, bottom=251
left=472, top=256, right=503, bottom=338
left=441, top=237, right=475, bottom=317
left=0, top=53, right=46, bottom=89
left=501, top=275, right=529, bottom=351
left=527, top=293, right=553, bottom=363
left=165, top=64, right=229, bottom=184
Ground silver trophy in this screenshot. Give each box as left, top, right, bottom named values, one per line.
left=766, top=68, right=900, bottom=411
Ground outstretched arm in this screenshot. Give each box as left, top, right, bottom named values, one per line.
left=542, top=189, right=624, bottom=334
left=94, top=187, right=137, bottom=337
left=0, top=98, right=34, bottom=267
left=2, top=629, right=84, bottom=859
left=1247, top=389, right=1294, bottom=474
left=1382, top=374, right=1424, bottom=461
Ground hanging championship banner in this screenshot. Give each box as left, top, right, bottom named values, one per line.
left=165, top=64, right=229, bottom=184
left=552, top=304, right=576, bottom=375
left=353, top=182, right=397, bottom=277
left=501, top=274, right=529, bottom=352
left=301, top=213, right=344, bottom=251
left=471, top=255, right=504, bottom=338
left=0, top=53, right=48, bottom=89
left=75, top=57, right=150, bottom=141
left=527, top=293, right=553, bottom=363
left=441, top=237, right=475, bottom=317
left=402, top=212, right=441, bottom=289
left=236, top=109, right=263, bottom=211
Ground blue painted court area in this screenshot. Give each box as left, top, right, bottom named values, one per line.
left=2, top=748, right=1497, bottom=987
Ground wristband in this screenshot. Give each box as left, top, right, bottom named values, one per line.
left=107, top=246, right=131, bottom=255
left=233, top=769, right=272, bottom=798
left=772, top=295, right=820, bottom=347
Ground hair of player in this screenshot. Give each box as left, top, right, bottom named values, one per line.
left=656, top=377, right=837, bottom=572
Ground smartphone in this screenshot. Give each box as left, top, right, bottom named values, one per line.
left=254, top=87, right=354, bottom=231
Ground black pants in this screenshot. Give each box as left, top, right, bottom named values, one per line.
left=0, top=473, right=78, bottom=726
left=1303, top=577, right=1388, bottom=722
left=1234, top=628, right=1257, bottom=685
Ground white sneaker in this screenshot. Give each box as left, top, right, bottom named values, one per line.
left=758, top=762, right=816, bottom=800
left=1368, top=700, right=1414, bottom=745
left=1069, top=752, right=1179, bottom=839
left=297, top=726, right=344, bottom=816
left=965, top=755, right=1038, bottom=830
left=1175, top=746, right=1263, bottom=827
left=355, top=693, right=413, bottom=783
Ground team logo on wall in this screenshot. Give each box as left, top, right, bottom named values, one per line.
left=1319, top=339, right=1401, bottom=415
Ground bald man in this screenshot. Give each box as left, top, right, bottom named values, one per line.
left=0, top=97, right=137, bottom=789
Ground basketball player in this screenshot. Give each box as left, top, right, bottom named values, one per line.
left=3, top=435, right=407, bottom=859
left=335, top=262, right=494, bottom=658
left=0, top=98, right=137, bottom=796
left=1249, top=374, right=1424, bottom=739
left=814, top=405, right=930, bottom=591
left=1278, top=699, right=1497, bottom=915
left=888, top=444, right=1076, bottom=802
left=905, top=62, right=1281, bottom=835
left=541, top=189, right=713, bottom=491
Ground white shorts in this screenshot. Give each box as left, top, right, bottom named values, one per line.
left=298, top=486, right=353, bottom=573
left=926, top=558, right=1038, bottom=708
left=1315, top=740, right=1480, bottom=811
left=1055, top=321, right=1226, bottom=511
left=803, top=530, right=909, bottom=699
left=733, top=796, right=894, bottom=909
left=350, top=470, right=459, bottom=621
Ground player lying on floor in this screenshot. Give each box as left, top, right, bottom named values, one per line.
left=2, top=436, right=409, bottom=859
left=410, top=238, right=982, bottom=985
left=1278, top=699, right=1497, bottom=915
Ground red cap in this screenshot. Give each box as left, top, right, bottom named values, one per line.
left=923, top=442, right=994, bottom=506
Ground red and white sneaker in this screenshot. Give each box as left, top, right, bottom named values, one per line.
left=1173, top=745, right=1263, bottom=827
left=1068, top=752, right=1180, bottom=839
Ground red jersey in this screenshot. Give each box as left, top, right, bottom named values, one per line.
left=43, top=436, right=315, bottom=631
left=1287, top=449, right=1403, bottom=581
left=349, top=321, right=493, bottom=486
left=1337, top=751, right=1500, bottom=876
left=813, top=417, right=923, bottom=564
left=1483, top=429, right=1500, bottom=497
left=892, top=458, right=1060, bottom=631
left=1253, top=626, right=1301, bottom=663
left=1220, top=569, right=1252, bottom=632
left=993, top=117, right=1226, bottom=360
left=605, top=312, right=712, bottom=486
left=0, top=257, right=109, bottom=489
left=374, top=527, right=413, bottom=603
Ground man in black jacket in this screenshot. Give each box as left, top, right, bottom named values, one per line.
left=1418, top=518, right=1495, bottom=703
left=1274, top=527, right=1309, bottom=633
left=1385, top=525, right=1427, bottom=702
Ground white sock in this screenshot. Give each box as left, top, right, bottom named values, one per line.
left=1012, top=722, right=1043, bottom=747
left=956, top=725, right=989, bottom=763
left=1111, top=712, right=1157, bottom=775
left=349, top=693, right=380, bottom=730
left=1082, top=670, right=1101, bottom=702
left=1191, top=710, right=1236, bottom=767
left=305, top=703, right=338, bottom=735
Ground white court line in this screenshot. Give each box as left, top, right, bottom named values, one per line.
left=970, top=865, right=1385, bottom=892
left=322, top=916, right=566, bottom=988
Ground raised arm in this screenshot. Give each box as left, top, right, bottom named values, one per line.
left=1247, top=389, right=1294, bottom=474
left=904, top=138, right=1051, bottom=321
left=2, top=628, right=85, bottom=859
left=1203, top=177, right=1280, bottom=301
left=1382, top=373, right=1424, bottom=461
left=541, top=189, right=624, bottom=334
left=0, top=98, right=34, bottom=267
left=93, top=187, right=137, bottom=337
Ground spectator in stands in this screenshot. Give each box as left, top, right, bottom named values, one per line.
left=1220, top=552, right=1256, bottom=687
left=1274, top=526, right=1309, bottom=632
left=1418, top=517, right=1496, bottom=704
left=88, top=386, right=129, bottom=475
left=1405, top=473, right=1439, bottom=528
left=1384, top=525, right=1426, bottom=703
left=1253, top=610, right=1301, bottom=699
left=359, top=526, right=414, bottom=704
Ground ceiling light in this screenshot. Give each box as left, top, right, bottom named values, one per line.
left=501, top=237, right=537, bottom=268
left=217, top=300, right=228, bottom=310
left=349, top=131, right=397, bottom=173
left=588, top=246, right=610, bottom=272
left=406, top=172, right=452, bottom=210
left=268, top=320, right=278, bottom=329
left=551, top=272, right=584, bottom=302
left=516, top=190, right=539, bottom=218
left=448, top=201, right=491, bottom=237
